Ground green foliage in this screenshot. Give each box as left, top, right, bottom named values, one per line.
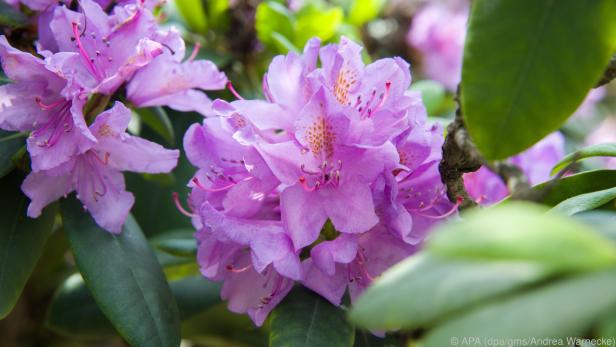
left=0, top=130, right=26, bottom=178
left=270, top=286, right=355, bottom=347
left=349, top=255, right=549, bottom=331
left=150, top=228, right=197, bottom=257
left=134, top=107, right=175, bottom=146
left=422, top=269, right=616, bottom=347
left=530, top=170, right=616, bottom=206
left=0, top=1, right=28, bottom=28
left=256, top=1, right=349, bottom=53
left=551, top=143, right=616, bottom=175
left=550, top=187, right=616, bottom=216
left=347, top=0, right=385, bottom=26
left=175, top=0, right=208, bottom=33
left=461, top=0, right=616, bottom=159
left=427, top=203, right=616, bottom=271
left=410, top=80, right=447, bottom=116
left=0, top=173, right=57, bottom=319
left=350, top=202, right=616, bottom=342
left=45, top=273, right=220, bottom=339
left=61, top=197, right=181, bottom=347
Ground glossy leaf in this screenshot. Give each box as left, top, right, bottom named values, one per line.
left=294, top=5, right=343, bottom=47
left=255, top=2, right=295, bottom=49
left=422, top=269, right=616, bottom=347
left=350, top=254, right=549, bottom=331
left=135, top=107, right=175, bottom=146
left=574, top=211, right=616, bottom=241
left=175, top=0, right=207, bottom=32
left=531, top=170, right=616, bottom=206
left=270, top=286, right=355, bottom=347
left=45, top=273, right=220, bottom=338
left=410, top=80, right=446, bottom=116
left=550, top=187, right=616, bottom=216
left=150, top=228, right=197, bottom=257
left=61, top=197, right=181, bottom=347
left=551, top=143, right=616, bottom=175
left=427, top=202, right=616, bottom=272
left=0, top=130, right=26, bottom=178
left=462, top=0, right=616, bottom=159
left=348, top=0, right=385, bottom=26
left=0, top=173, right=57, bottom=319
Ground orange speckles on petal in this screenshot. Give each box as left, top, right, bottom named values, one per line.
left=305, top=116, right=336, bottom=159
left=333, top=68, right=358, bottom=105
left=97, top=124, right=116, bottom=138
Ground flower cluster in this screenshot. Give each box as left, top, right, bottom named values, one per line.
left=463, top=132, right=565, bottom=205
left=182, top=38, right=455, bottom=325
left=0, top=0, right=227, bottom=232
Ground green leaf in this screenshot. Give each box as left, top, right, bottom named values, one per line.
left=0, top=173, right=57, bottom=319
left=271, top=32, right=300, bottom=54
left=551, top=143, right=616, bottom=175
left=347, top=0, right=384, bottom=26
left=0, top=130, right=26, bottom=178
left=270, top=286, right=355, bottom=347
left=151, top=228, right=197, bottom=257
left=294, top=6, right=343, bottom=47
left=350, top=254, right=549, bottom=331
left=0, top=1, right=28, bottom=28
left=410, top=80, right=446, bottom=116
left=255, top=2, right=295, bottom=49
left=135, top=107, right=175, bottom=146
left=61, top=197, right=181, bottom=347
left=427, top=202, right=616, bottom=272
left=550, top=187, right=616, bottom=216
left=422, top=269, right=616, bottom=346
left=574, top=211, right=616, bottom=241
left=46, top=273, right=220, bottom=339
left=45, top=273, right=116, bottom=339
left=531, top=170, right=616, bottom=206
left=461, top=0, right=616, bottom=159
left=175, top=0, right=207, bottom=32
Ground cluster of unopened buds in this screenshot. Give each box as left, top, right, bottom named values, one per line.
left=178, top=37, right=457, bottom=325
left=0, top=0, right=226, bottom=232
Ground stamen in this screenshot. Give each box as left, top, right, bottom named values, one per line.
left=186, top=42, right=201, bottom=62
left=227, top=81, right=245, bottom=100
left=192, top=176, right=252, bottom=192
left=226, top=264, right=252, bottom=273
left=299, top=176, right=317, bottom=192
left=71, top=22, right=102, bottom=80
left=172, top=192, right=195, bottom=217
left=92, top=152, right=110, bottom=165
left=35, top=97, right=64, bottom=110
left=413, top=196, right=462, bottom=219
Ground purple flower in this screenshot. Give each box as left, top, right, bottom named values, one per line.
left=41, top=0, right=164, bottom=96
left=0, top=36, right=96, bottom=172
left=182, top=38, right=451, bottom=325
left=22, top=102, right=179, bottom=233
left=126, top=37, right=228, bottom=116
left=407, top=0, right=468, bottom=91
left=464, top=132, right=565, bottom=204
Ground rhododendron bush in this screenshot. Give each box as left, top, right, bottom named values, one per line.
left=1, top=0, right=615, bottom=346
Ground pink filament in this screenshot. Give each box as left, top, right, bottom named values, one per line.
left=172, top=192, right=195, bottom=217
left=192, top=176, right=252, bottom=192
left=35, top=97, right=64, bottom=110
left=71, top=22, right=102, bottom=80
left=227, top=81, right=245, bottom=100
left=186, top=42, right=201, bottom=62
left=226, top=264, right=252, bottom=273
left=414, top=196, right=462, bottom=219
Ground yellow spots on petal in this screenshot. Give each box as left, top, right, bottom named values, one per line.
left=333, top=68, right=358, bottom=105
left=97, top=124, right=116, bottom=138
left=305, top=116, right=335, bottom=159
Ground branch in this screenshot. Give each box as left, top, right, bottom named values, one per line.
left=439, top=98, right=482, bottom=210
left=597, top=55, right=616, bottom=87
